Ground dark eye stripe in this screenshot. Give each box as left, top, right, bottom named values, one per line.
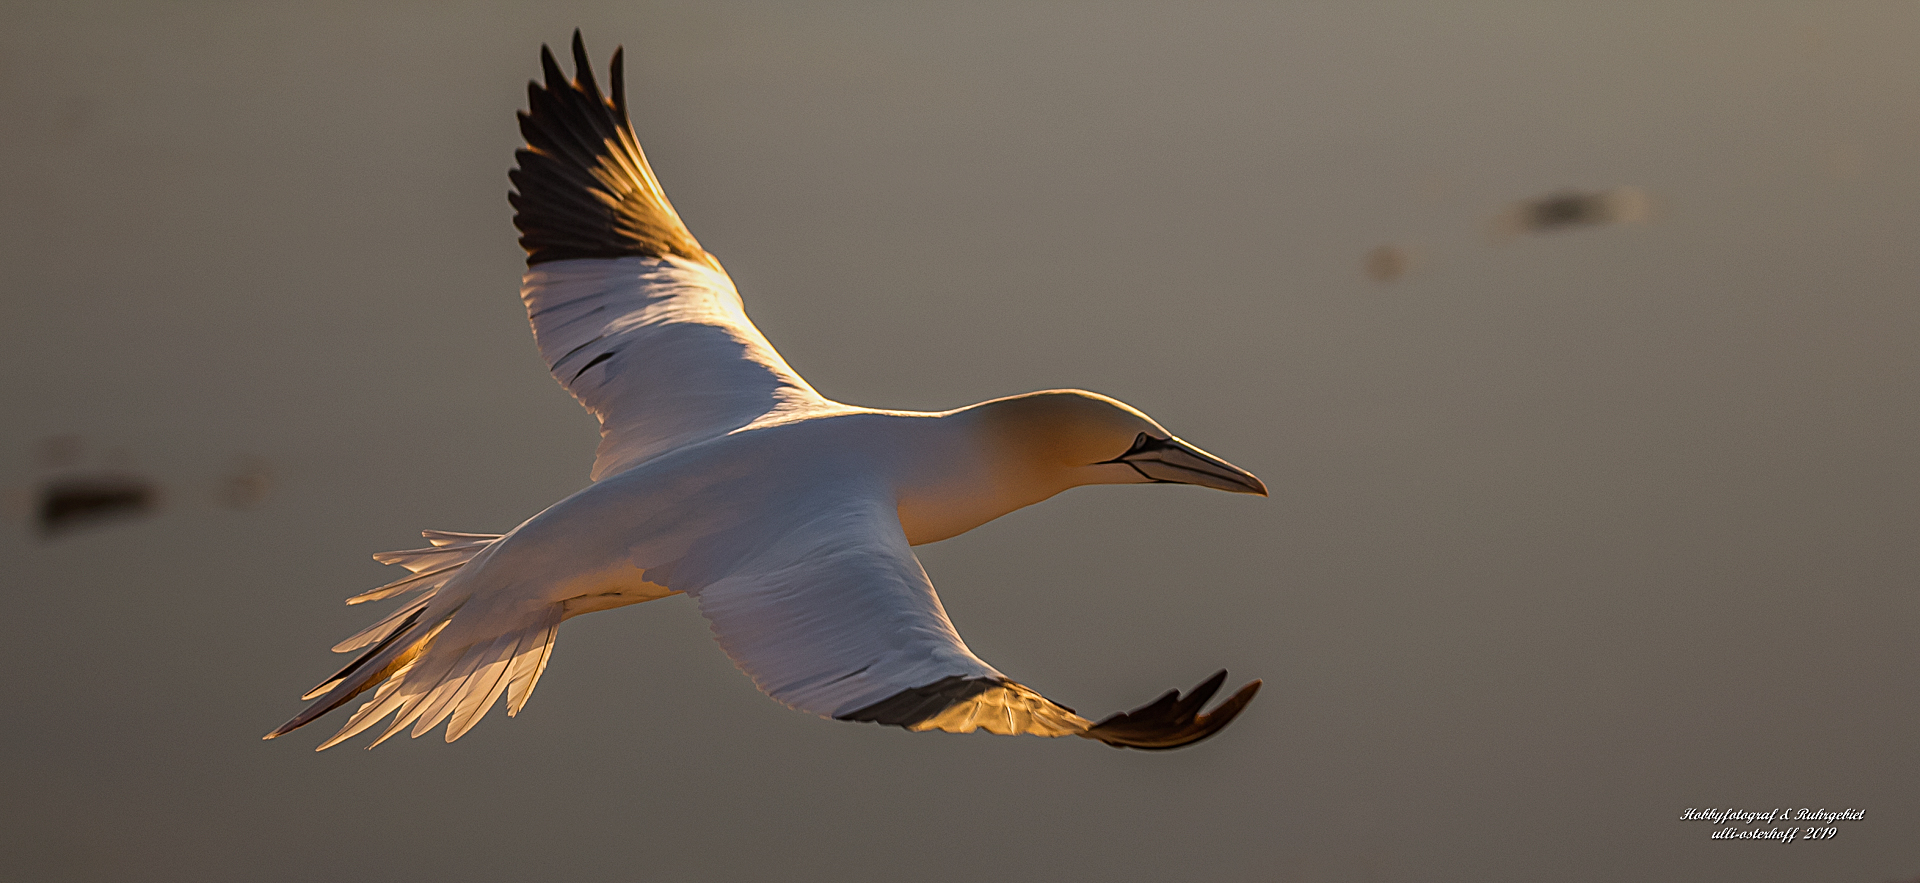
left=1097, top=432, right=1175, bottom=464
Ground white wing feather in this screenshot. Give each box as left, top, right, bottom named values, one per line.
left=687, top=495, right=1004, bottom=719
left=521, top=256, right=833, bottom=480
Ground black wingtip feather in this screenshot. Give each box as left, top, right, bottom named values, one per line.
left=610, top=47, right=628, bottom=126
left=539, top=44, right=565, bottom=90
left=511, top=33, right=710, bottom=267
left=1084, top=670, right=1261, bottom=751
left=570, top=31, right=599, bottom=99
left=840, top=670, right=1259, bottom=752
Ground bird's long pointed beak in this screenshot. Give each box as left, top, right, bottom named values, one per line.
left=1110, top=434, right=1267, bottom=496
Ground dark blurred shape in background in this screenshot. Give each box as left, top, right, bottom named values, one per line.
left=1364, top=244, right=1412, bottom=283
left=218, top=456, right=273, bottom=510
left=1494, top=186, right=1652, bottom=236
left=37, top=473, right=160, bottom=537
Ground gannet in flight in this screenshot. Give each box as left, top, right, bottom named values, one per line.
left=268, top=33, right=1266, bottom=752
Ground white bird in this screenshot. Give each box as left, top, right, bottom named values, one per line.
left=268, top=33, right=1266, bottom=752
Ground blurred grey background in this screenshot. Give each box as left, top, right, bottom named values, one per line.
left=3, top=2, right=1917, bottom=881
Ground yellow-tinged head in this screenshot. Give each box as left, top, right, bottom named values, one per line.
left=896, top=389, right=1265, bottom=545
left=970, top=390, right=1267, bottom=496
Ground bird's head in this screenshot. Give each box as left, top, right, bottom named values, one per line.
left=971, top=390, right=1267, bottom=496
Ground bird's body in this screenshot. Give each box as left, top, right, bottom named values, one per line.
left=416, top=391, right=1087, bottom=631
left=269, top=34, right=1266, bottom=752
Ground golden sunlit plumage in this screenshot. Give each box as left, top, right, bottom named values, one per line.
left=268, top=32, right=1264, bottom=752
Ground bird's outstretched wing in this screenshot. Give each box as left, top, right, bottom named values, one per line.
left=690, top=494, right=1261, bottom=749
left=512, top=33, right=833, bottom=479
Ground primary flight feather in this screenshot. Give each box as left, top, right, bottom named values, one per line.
left=268, top=32, right=1266, bottom=751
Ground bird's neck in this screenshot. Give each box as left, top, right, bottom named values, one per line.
left=891, top=409, right=1071, bottom=546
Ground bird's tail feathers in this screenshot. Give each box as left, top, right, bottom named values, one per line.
left=266, top=530, right=566, bottom=749
left=311, top=607, right=561, bottom=750
left=346, top=531, right=502, bottom=607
